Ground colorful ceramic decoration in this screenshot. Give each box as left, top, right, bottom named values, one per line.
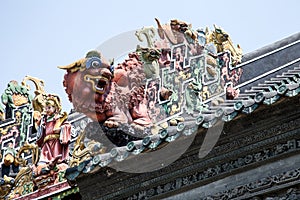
left=59, top=18, right=243, bottom=146
left=61, top=19, right=300, bottom=182
left=0, top=76, right=76, bottom=199
left=1, top=17, right=300, bottom=200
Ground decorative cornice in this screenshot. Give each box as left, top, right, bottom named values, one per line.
left=80, top=122, right=300, bottom=199
left=14, top=181, right=71, bottom=200
left=123, top=138, right=300, bottom=200
left=205, top=169, right=300, bottom=199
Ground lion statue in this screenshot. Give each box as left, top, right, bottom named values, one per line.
left=59, top=50, right=168, bottom=131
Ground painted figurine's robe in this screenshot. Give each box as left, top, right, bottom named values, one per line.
left=37, top=115, right=71, bottom=164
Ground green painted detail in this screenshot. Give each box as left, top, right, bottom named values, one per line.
left=255, top=92, right=264, bottom=103
left=57, top=170, right=66, bottom=182
left=1, top=81, right=32, bottom=108
left=22, top=182, right=34, bottom=195
left=142, top=136, right=151, bottom=146
left=177, top=122, right=185, bottom=132
left=196, top=115, right=204, bottom=125
left=51, top=187, right=80, bottom=200
left=127, top=141, right=135, bottom=151
left=277, top=84, right=287, bottom=94
left=234, top=101, right=243, bottom=111
left=159, top=129, right=168, bottom=139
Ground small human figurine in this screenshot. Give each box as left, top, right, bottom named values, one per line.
left=35, top=94, right=71, bottom=172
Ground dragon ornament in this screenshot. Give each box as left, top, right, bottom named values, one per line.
left=206, top=24, right=243, bottom=66
left=21, top=75, right=47, bottom=113
left=69, top=129, right=106, bottom=167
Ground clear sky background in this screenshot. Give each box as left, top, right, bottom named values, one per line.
left=0, top=0, right=299, bottom=113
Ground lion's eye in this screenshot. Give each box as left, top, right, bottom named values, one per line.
left=86, top=57, right=102, bottom=69
left=91, top=60, right=100, bottom=68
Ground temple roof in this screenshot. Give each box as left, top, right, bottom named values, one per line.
left=65, top=32, right=300, bottom=181
left=0, top=24, right=299, bottom=199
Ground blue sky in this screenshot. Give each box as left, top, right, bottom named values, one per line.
left=0, top=0, right=299, bottom=112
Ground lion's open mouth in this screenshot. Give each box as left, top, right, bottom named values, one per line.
left=84, top=74, right=109, bottom=94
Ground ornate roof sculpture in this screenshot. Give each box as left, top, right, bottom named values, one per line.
left=59, top=18, right=299, bottom=183
left=56, top=18, right=246, bottom=178
left=0, top=18, right=299, bottom=199
left=66, top=30, right=300, bottom=199
left=0, top=76, right=81, bottom=199
left=59, top=19, right=242, bottom=131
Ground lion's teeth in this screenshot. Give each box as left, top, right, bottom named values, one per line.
left=95, top=86, right=104, bottom=91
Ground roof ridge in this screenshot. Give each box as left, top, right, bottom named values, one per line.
left=241, top=32, right=300, bottom=63
left=65, top=64, right=300, bottom=180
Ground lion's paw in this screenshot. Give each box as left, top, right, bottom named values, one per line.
left=104, top=120, right=119, bottom=128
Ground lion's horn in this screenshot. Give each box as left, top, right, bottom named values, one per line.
left=58, top=59, right=85, bottom=71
